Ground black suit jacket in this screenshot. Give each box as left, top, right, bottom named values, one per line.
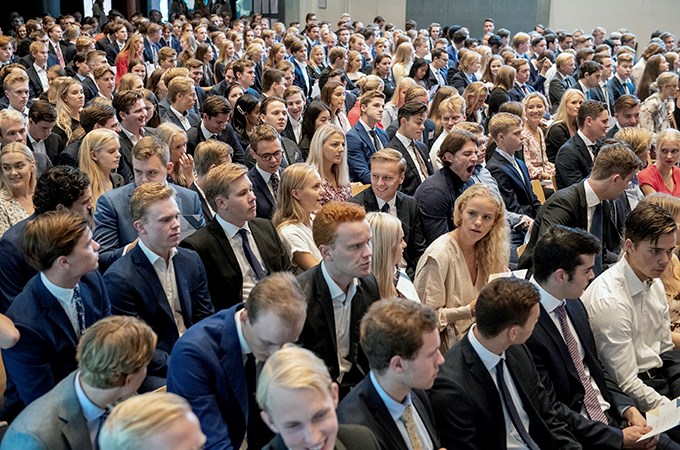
left=263, top=424, right=381, bottom=450
left=26, top=132, right=63, bottom=166
left=247, top=165, right=278, bottom=219
left=526, top=299, right=633, bottom=449
left=518, top=182, right=627, bottom=272
left=189, top=182, right=214, bottom=224
left=555, top=133, right=594, bottom=189
left=79, top=76, right=99, bottom=103
left=25, top=66, right=45, bottom=99
left=428, top=334, right=581, bottom=450
left=350, top=189, right=427, bottom=278
left=186, top=121, right=246, bottom=164
left=387, top=136, right=433, bottom=197
left=450, top=70, right=471, bottom=95
left=486, top=150, right=542, bottom=218
left=337, top=376, right=440, bottom=450
left=179, top=218, right=292, bottom=311
left=297, top=264, right=380, bottom=382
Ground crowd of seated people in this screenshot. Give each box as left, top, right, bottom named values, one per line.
left=3, top=6, right=680, bottom=449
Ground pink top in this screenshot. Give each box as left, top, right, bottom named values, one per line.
left=637, top=165, right=680, bottom=196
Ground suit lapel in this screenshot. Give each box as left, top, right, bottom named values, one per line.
left=220, top=311, right=249, bottom=417
left=313, top=266, right=338, bottom=351
left=37, top=278, right=78, bottom=347
left=364, top=380, right=410, bottom=450
left=57, top=375, right=93, bottom=450
left=537, top=305, right=580, bottom=383
left=131, top=247, right=177, bottom=324
left=357, top=124, right=376, bottom=152
left=461, top=336, right=504, bottom=420
left=209, top=220, right=242, bottom=276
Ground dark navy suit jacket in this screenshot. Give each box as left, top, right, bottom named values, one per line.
left=247, top=165, right=278, bottom=220
left=486, top=150, right=542, bottom=218
left=346, top=121, right=389, bottom=184
left=555, top=133, right=594, bottom=189
left=292, top=59, right=313, bottom=99
left=104, top=245, right=214, bottom=376
left=387, top=135, right=433, bottom=197
left=0, top=217, right=35, bottom=314
left=607, top=76, right=635, bottom=104
left=2, top=271, right=111, bottom=420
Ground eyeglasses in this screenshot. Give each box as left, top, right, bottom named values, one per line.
left=256, top=150, right=283, bottom=161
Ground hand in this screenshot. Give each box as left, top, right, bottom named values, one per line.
left=178, top=153, right=195, bottom=185
left=622, top=425, right=657, bottom=449
left=623, top=407, right=647, bottom=428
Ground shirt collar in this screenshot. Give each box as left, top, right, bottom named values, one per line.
left=170, top=105, right=187, bottom=118
left=531, top=277, right=565, bottom=314
left=583, top=179, right=602, bottom=208
left=467, top=324, right=504, bottom=371
left=215, top=213, right=251, bottom=239
left=40, top=272, right=74, bottom=304
left=33, top=62, right=45, bottom=72
left=234, top=308, right=252, bottom=358
left=200, top=121, right=215, bottom=139
left=358, top=118, right=374, bottom=133
left=622, top=255, right=652, bottom=296
left=577, top=130, right=595, bottom=147
left=395, top=132, right=413, bottom=149
left=255, top=164, right=273, bottom=184
left=137, top=238, right=177, bottom=267
left=369, top=370, right=411, bottom=421
left=320, top=261, right=358, bottom=302
left=494, top=148, right=516, bottom=164
left=74, top=371, right=107, bottom=423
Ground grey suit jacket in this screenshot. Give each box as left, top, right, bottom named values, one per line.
left=1, top=372, right=92, bottom=450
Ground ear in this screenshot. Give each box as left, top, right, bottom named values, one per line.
left=330, top=382, right=340, bottom=408
left=258, top=113, right=266, bottom=123
left=260, top=410, right=279, bottom=434
left=56, top=254, right=70, bottom=270
left=318, top=243, right=333, bottom=261
left=389, top=354, right=406, bottom=374
left=133, top=219, right=145, bottom=235
left=214, top=195, right=228, bottom=210
left=291, top=188, right=301, bottom=201
left=624, top=238, right=635, bottom=254
left=166, top=161, right=174, bottom=173
left=90, top=151, right=98, bottom=162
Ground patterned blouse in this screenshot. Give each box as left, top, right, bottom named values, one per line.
left=521, top=127, right=555, bottom=180
left=320, top=178, right=351, bottom=206
left=640, top=93, right=673, bottom=133
left=0, top=194, right=29, bottom=237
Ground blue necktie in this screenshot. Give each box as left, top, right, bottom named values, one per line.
left=496, top=360, right=541, bottom=450
left=591, top=203, right=603, bottom=275
left=237, top=229, right=267, bottom=280
left=73, top=285, right=85, bottom=336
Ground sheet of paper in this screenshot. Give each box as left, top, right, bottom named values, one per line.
left=488, top=269, right=528, bottom=282
left=638, top=398, right=680, bottom=441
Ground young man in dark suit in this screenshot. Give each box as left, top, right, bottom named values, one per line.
left=555, top=100, right=610, bottom=189
left=346, top=91, right=389, bottom=184
left=256, top=98, right=303, bottom=168
left=606, top=95, right=640, bottom=140
left=160, top=76, right=200, bottom=132
left=508, top=58, right=536, bottom=102
left=337, top=299, right=443, bottom=450
left=2, top=316, right=156, bottom=450
left=246, top=124, right=284, bottom=219
left=2, top=211, right=111, bottom=421
left=112, top=90, right=150, bottom=181
left=350, top=149, right=426, bottom=277
left=429, top=278, right=581, bottom=450
left=519, top=143, right=640, bottom=274
left=297, top=201, right=380, bottom=391
left=167, top=273, right=307, bottom=450
left=25, top=41, right=50, bottom=100
left=179, top=162, right=291, bottom=309
left=186, top=95, right=245, bottom=164
left=142, top=23, right=162, bottom=65
left=25, top=100, right=63, bottom=165
left=104, top=183, right=214, bottom=390
left=607, top=52, right=636, bottom=103
left=527, top=226, right=674, bottom=449
left=387, top=101, right=434, bottom=196
left=258, top=345, right=381, bottom=450
left=2, top=72, right=32, bottom=119
left=191, top=139, right=233, bottom=223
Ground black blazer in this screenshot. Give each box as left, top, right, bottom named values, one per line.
left=297, top=264, right=380, bottom=382
left=518, top=182, right=627, bottom=272
left=179, top=218, right=292, bottom=311
left=189, top=182, right=214, bottom=224
left=546, top=121, right=571, bottom=163
left=25, top=66, right=46, bottom=99
left=450, top=70, right=471, bottom=95
left=161, top=109, right=201, bottom=131
left=26, top=132, right=63, bottom=166
left=263, top=424, right=381, bottom=450
left=549, top=72, right=577, bottom=114
left=428, top=334, right=581, bottom=450
left=387, top=136, right=433, bottom=197
left=79, top=76, right=99, bottom=103
left=555, top=133, right=594, bottom=189
left=488, top=86, right=511, bottom=117
left=186, top=121, right=246, bottom=164
left=247, top=165, right=277, bottom=219
left=526, top=300, right=634, bottom=449
left=486, top=150, right=542, bottom=218
left=350, top=189, right=427, bottom=278
left=337, top=376, right=440, bottom=450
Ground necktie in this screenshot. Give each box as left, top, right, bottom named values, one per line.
left=521, top=84, right=529, bottom=96
left=496, top=360, right=541, bottom=450
left=270, top=172, right=279, bottom=197
left=590, top=203, right=603, bottom=275
left=237, top=229, right=267, bottom=280
left=470, top=73, right=478, bottom=82
left=55, top=44, right=64, bottom=67
left=411, top=141, right=429, bottom=180
left=400, top=404, right=424, bottom=450
left=368, top=129, right=382, bottom=152
left=380, top=202, right=390, bottom=213
left=73, top=285, right=86, bottom=336
left=554, top=305, right=609, bottom=423
left=94, top=407, right=111, bottom=450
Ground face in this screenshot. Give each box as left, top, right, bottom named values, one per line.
left=1, top=151, right=33, bottom=190
left=533, top=39, right=546, bottom=55
left=321, top=132, right=345, bottom=167
left=524, top=97, right=546, bottom=123
left=121, top=99, right=148, bottom=130
left=203, top=112, right=229, bottom=135
left=361, top=97, right=384, bottom=124
left=484, top=21, right=494, bottom=33
left=92, top=138, right=120, bottom=172
left=626, top=233, right=677, bottom=280
left=0, top=45, right=12, bottom=63
left=64, top=227, right=100, bottom=277
left=227, top=86, right=244, bottom=109
left=330, top=86, right=345, bottom=110
left=562, top=254, right=596, bottom=299
left=195, top=27, right=207, bottom=42
left=443, top=141, right=478, bottom=181
left=516, top=63, right=530, bottom=84
left=284, top=69, right=294, bottom=87
left=490, top=59, right=502, bottom=77
left=177, top=89, right=197, bottom=112
left=657, top=141, right=680, bottom=170
left=661, top=79, right=679, bottom=100
left=189, top=67, right=203, bottom=86
left=69, top=185, right=93, bottom=218
left=246, top=104, right=261, bottom=126
left=499, top=124, right=524, bottom=154
left=64, top=84, right=85, bottom=110
left=218, top=174, right=257, bottom=226
left=33, top=47, right=49, bottom=67
left=400, top=328, right=445, bottom=389
left=133, top=155, right=169, bottom=185
left=137, top=196, right=182, bottom=254
left=115, top=27, right=128, bottom=42
left=321, top=220, right=372, bottom=280
left=7, top=83, right=29, bottom=111
left=0, top=119, right=26, bottom=145
left=225, top=41, right=235, bottom=57
left=617, top=62, right=633, bottom=79
left=169, top=133, right=188, bottom=165
left=314, top=110, right=330, bottom=129
left=371, top=160, right=404, bottom=202
left=566, top=94, right=584, bottom=118
left=286, top=93, right=305, bottom=120
left=132, top=63, right=146, bottom=80
left=399, top=113, right=426, bottom=140
left=616, top=105, right=640, bottom=128
left=377, top=57, right=392, bottom=77
left=295, top=171, right=323, bottom=214
left=441, top=108, right=464, bottom=133
left=457, top=196, right=498, bottom=244
left=264, top=384, right=339, bottom=450
left=261, top=101, right=288, bottom=132
left=253, top=138, right=283, bottom=173
left=587, top=110, right=609, bottom=140
left=600, top=57, right=613, bottom=79
left=240, top=67, right=255, bottom=88
left=560, top=58, right=576, bottom=75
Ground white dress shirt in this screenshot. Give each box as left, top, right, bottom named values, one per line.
left=215, top=215, right=264, bottom=300
left=577, top=130, right=597, bottom=161
left=321, top=261, right=358, bottom=382
left=33, top=63, right=49, bottom=90
left=395, top=132, right=427, bottom=182
left=27, top=132, right=46, bottom=156
left=170, top=105, right=191, bottom=130
left=40, top=272, right=79, bottom=335
left=583, top=256, right=673, bottom=411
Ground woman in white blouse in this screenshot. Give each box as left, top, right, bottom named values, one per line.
left=272, top=163, right=323, bottom=273
left=0, top=143, right=36, bottom=237
left=640, top=72, right=679, bottom=134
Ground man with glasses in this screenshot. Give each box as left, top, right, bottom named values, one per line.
left=247, top=124, right=285, bottom=219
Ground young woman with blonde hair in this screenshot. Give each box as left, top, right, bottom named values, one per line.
left=0, top=143, right=36, bottom=236
left=382, top=77, right=416, bottom=129
left=391, top=42, right=414, bottom=85
left=306, top=123, right=351, bottom=205
left=78, top=128, right=124, bottom=208
left=546, top=88, right=585, bottom=162
left=54, top=78, right=85, bottom=143
left=155, top=122, right=194, bottom=188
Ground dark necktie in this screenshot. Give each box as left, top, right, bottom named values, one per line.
left=554, top=305, right=609, bottom=423
left=411, top=141, right=429, bottom=179
left=368, top=129, right=382, bottom=152
left=270, top=172, right=279, bottom=198
left=73, top=285, right=86, bottom=336
left=591, top=203, right=603, bottom=275
left=380, top=202, right=390, bottom=213
left=521, top=84, right=529, bottom=96
left=94, top=406, right=111, bottom=450
left=237, top=229, right=267, bottom=280
left=496, top=360, right=541, bottom=450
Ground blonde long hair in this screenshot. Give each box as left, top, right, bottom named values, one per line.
left=55, top=78, right=83, bottom=141
left=552, top=88, right=585, bottom=134
left=306, top=123, right=350, bottom=186
left=453, top=184, right=509, bottom=280
left=79, top=128, right=120, bottom=208
left=366, top=212, right=403, bottom=298
left=272, top=163, right=320, bottom=229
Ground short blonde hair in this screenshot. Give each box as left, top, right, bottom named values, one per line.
left=132, top=135, right=170, bottom=166
left=167, top=76, right=194, bottom=103
left=130, top=182, right=176, bottom=222
left=371, top=148, right=406, bottom=173
left=489, top=112, right=523, bottom=139
left=640, top=193, right=680, bottom=222
left=655, top=128, right=680, bottom=154
left=614, top=127, right=653, bottom=162
left=99, top=392, right=193, bottom=450
left=438, top=95, right=466, bottom=115
left=194, top=140, right=232, bottom=177
left=204, top=162, right=249, bottom=210
left=257, top=344, right=332, bottom=413
left=77, top=316, right=156, bottom=389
